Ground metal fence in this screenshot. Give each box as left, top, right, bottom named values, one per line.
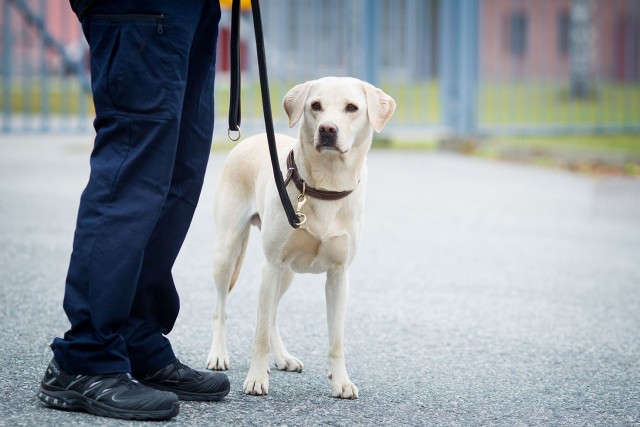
left=1, top=0, right=639, bottom=137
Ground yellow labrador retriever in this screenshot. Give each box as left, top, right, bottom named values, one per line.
left=206, top=77, right=395, bottom=399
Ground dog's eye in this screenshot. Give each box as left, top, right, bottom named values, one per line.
left=345, top=103, right=358, bottom=113
left=311, top=101, right=322, bottom=111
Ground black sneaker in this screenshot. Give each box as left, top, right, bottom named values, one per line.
left=141, top=359, right=230, bottom=401
left=38, top=358, right=179, bottom=421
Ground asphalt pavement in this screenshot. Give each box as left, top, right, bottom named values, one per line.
left=1, top=133, right=639, bottom=426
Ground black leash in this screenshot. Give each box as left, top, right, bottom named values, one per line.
left=227, top=0, right=241, bottom=140
left=228, top=0, right=301, bottom=229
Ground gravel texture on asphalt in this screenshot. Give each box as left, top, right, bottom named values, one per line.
left=1, top=134, right=639, bottom=426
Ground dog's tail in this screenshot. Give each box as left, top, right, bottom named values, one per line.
left=228, top=226, right=250, bottom=293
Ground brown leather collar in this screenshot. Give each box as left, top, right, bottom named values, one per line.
left=284, top=150, right=357, bottom=200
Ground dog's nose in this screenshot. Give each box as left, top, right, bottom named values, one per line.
left=317, top=122, right=339, bottom=151
left=319, top=122, right=338, bottom=136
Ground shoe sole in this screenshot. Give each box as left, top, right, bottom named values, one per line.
left=37, top=388, right=179, bottom=421
left=141, top=381, right=231, bottom=402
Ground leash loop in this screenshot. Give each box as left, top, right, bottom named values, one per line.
left=227, top=128, right=241, bottom=141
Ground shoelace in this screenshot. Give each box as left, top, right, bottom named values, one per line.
left=171, top=360, right=191, bottom=380
left=115, top=373, right=139, bottom=389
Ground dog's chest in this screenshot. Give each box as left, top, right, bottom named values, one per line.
left=287, top=231, right=353, bottom=274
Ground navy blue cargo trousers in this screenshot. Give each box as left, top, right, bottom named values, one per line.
left=51, top=0, right=221, bottom=377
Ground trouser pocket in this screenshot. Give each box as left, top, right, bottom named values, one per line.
left=86, top=13, right=187, bottom=117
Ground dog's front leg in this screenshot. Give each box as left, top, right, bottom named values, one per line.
left=325, top=267, right=358, bottom=399
left=243, top=262, right=282, bottom=396
left=270, top=271, right=304, bottom=372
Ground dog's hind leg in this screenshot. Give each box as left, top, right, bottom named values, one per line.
left=206, top=210, right=252, bottom=371
left=270, top=272, right=304, bottom=372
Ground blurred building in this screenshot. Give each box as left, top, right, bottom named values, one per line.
left=482, top=0, right=639, bottom=82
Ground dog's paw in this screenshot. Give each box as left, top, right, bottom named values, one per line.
left=206, top=350, right=229, bottom=371
left=274, top=354, right=304, bottom=373
left=243, top=371, right=270, bottom=396
left=328, top=373, right=359, bottom=399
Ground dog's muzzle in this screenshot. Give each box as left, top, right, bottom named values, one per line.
left=316, top=121, right=339, bottom=151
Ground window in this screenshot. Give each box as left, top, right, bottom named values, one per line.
left=558, top=10, right=570, bottom=57
left=509, top=12, right=528, bottom=57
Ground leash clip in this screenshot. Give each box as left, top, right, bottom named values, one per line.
left=295, top=182, right=307, bottom=227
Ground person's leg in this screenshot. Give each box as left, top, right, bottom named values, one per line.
left=123, top=0, right=222, bottom=377
left=51, top=0, right=208, bottom=376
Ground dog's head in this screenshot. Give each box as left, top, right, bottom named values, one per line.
left=283, top=77, right=396, bottom=155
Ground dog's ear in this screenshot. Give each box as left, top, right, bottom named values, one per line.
left=283, top=81, right=312, bottom=128
left=363, top=83, right=396, bottom=133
